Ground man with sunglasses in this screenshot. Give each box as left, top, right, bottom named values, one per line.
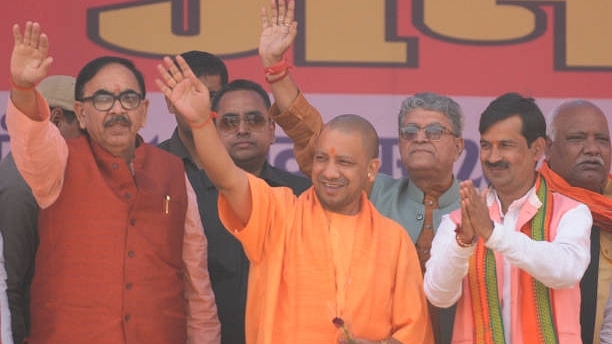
left=159, top=52, right=310, bottom=344
left=257, top=1, right=463, bottom=342
left=5, top=22, right=220, bottom=343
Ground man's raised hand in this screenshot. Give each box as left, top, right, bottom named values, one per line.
left=11, top=22, right=53, bottom=90
left=156, top=55, right=212, bottom=128
left=259, top=0, right=298, bottom=67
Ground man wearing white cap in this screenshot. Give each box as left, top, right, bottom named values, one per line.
left=34, top=75, right=81, bottom=138
left=0, top=75, right=80, bottom=344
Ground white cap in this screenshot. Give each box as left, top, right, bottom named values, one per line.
left=36, top=75, right=76, bottom=111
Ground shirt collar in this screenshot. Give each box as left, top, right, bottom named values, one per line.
left=405, top=175, right=460, bottom=207
left=487, top=184, right=540, bottom=218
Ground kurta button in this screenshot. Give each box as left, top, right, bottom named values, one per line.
left=126, top=282, right=132, bottom=290
left=124, top=314, right=131, bottom=321
left=125, top=192, right=131, bottom=199
left=112, top=163, right=119, bottom=170
left=428, top=200, right=433, bottom=205
left=130, top=219, right=136, bottom=226
left=128, top=251, right=135, bottom=258
left=416, top=214, right=424, bottom=221
left=425, top=224, right=432, bottom=229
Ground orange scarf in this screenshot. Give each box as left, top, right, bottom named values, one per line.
left=539, top=161, right=612, bottom=232
left=468, top=175, right=558, bottom=344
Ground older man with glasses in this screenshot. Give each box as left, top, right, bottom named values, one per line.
left=5, top=22, right=220, bottom=343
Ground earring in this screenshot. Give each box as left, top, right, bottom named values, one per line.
left=367, top=172, right=372, bottom=178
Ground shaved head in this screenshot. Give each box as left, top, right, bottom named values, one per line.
left=548, top=100, right=605, bottom=141
left=323, top=114, right=379, bottom=159
left=312, top=114, right=381, bottom=215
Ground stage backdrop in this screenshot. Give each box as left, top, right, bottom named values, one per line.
left=2, top=0, right=611, bottom=187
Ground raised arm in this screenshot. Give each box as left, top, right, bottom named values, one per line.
left=7, top=22, right=68, bottom=208
left=259, top=0, right=323, bottom=177
left=10, top=22, right=53, bottom=119
left=156, top=56, right=251, bottom=225
left=259, top=0, right=299, bottom=111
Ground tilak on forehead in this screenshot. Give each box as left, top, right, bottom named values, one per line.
left=329, top=147, right=336, bottom=155
left=92, top=83, right=125, bottom=94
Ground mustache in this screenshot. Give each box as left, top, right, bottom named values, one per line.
left=576, top=156, right=605, bottom=167
left=484, top=160, right=509, bottom=169
left=104, top=115, right=132, bottom=128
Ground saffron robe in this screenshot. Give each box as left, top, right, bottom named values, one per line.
left=219, top=174, right=434, bottom=344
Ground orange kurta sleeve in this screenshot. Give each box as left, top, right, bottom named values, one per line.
left=5, top=92, right=68, bottom=209
left=183, top=177, right=221, bottom=344
left=269, top=93, right=323, bottom=178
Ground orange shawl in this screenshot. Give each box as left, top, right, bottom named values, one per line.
left=539, top=161, right=612, bottom=232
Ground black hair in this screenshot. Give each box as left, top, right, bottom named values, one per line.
left=75, top=56, right=146, bottom=100
left=211, top=79, right=271, bottom=111
left=479, top=92, right=546, bottom=146
left=179, top=50, right=228, bottom=86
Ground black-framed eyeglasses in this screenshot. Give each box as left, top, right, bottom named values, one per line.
left=399, top=124, right=455, bottom=141
left=78, top=90, right=143, bottom=111
left=216, top=113, right=270, bottom=134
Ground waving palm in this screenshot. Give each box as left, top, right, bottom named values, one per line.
left=11, top=22, right=53, bottom=89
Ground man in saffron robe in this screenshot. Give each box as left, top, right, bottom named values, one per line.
left=157, top=55, right=434, bottom=344
left=257, top=1, right=462, bottom=342
left=424, top=93, right=591, bottom=343
left=540, top=99, right=612, bottom=344
left=159, top=51, right=311, bottom=344
left=6, top=22, right=220, bottom=343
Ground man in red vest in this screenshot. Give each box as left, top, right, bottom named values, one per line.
left=5, top=21, right=220, bottom=343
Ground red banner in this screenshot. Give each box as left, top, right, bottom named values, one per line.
left=1, top=0, right=611, bottom=184
left=2, top=0, right=611, bottom=96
